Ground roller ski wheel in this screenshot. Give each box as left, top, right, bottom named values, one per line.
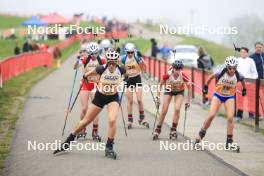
left=226, top=141, right=240, bottom=153
left=92, top=133, right=102, bottom=142
left=193, top=138, right=202, bottom=150
left=105, top=147, right=117, bottom=160
left=153, top=132, right=159, bottom=141
left=127, top=123, right=133, bottom=129
left=76, top=132, right=87, bottom=140
left=139, top=120, right=150, bottom=128
left=169, top=130, right=178, bottom=140
left=53, top=134, right=75, bottom=155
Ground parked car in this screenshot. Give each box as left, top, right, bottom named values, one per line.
left=167, top=45, right=198, bottom=67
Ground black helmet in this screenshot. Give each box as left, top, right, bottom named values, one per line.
left=172, top=60, right=183, bottom=69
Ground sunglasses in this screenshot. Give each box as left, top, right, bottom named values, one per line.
left=227, top=66, right=237, bottom=70
left=108, top=62, right=117, bottom=66
left=91, top=52, right=98, bottom=55
left=127, top=51, right=134, bottom=55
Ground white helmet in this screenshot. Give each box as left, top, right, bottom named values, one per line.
left=225, top=56, right=238, bottom=67
left=80, top=43, right=89, bottom=51
left=125, top=43, right=136, bottom=52
left=87, top=42, right=99, bottom=53
left=106, top=49, right=119, bottom=63
left=101, top=39, right=111, bottom=49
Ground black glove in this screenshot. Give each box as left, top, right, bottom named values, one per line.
left=203, top=85, right=208, bottom=94
left=242, top=88, right=247, bottom=96
left=123, top=76, right=129, bottom=82
left=185, top=103, right=190, bottom=110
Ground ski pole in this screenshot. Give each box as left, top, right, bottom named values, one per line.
left=183, top=103, right=189, bottom=137
left=119, top=83, right=128, bottom=136
left=152, top=103, right=160, bottom=134
left=69, top=82, right=83, bottom=113
left=62, top=61, right=79, bottom=136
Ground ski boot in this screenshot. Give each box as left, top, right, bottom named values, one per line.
left=153, top=125, right=161, bottom=140
left=92, top=131, right=102, bottom=142
left=169, top=128, right=178, bottom=139
left=193, top=129, right=206, bottom=150
left=105, top=141, right=117, bottom=160
left=138, top=119, right=150, bottom=128
left=53, top=133, right=75, bottom=155
left=127, top=117, right=133, bottom=129
left=225, top=138, right=240, bottom=153
left=76, top=132, right=87, bottom=140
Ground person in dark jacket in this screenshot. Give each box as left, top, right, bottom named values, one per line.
left=197, top=47, right=214, bottom=106
left=150, top=38, right=159, bottom=58
left=14, top=42, right=20, bottom=55
left=250, top=42, right=264, bottom=79
left=197, top=47, right=214, bottom=70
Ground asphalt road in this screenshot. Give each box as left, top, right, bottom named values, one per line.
left=3, top=54, right=243, bottom=176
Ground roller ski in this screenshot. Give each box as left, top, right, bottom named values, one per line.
left=225, top=138, right=240, bottom=153
left=138, top=119, right=150, bottom=128
left=105, top=139, right=117, bottom=160
left=169, top=128, right=178, bottom=139
left=153, top=125, right=161, bottom=140
left=127, top=122, right=133, bottom=129
left=53, top=133, right=75, bottom=155
left=92, top=132, right=102, bottom=142
left=76, top=132, right=87, bottom=140
left=193, top=129, right=206, bottom=150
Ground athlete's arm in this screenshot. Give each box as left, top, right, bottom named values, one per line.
left=83, top=68, right=96, bottom=78
left=205, top=73, right=216, bottom=86
left=138, top=58, right=147, bottom=72
left=157, top=74, right=169, bottom=98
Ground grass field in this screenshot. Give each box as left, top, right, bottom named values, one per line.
left=0, top=15, right=27, bottom=29
left=0, top=40, right=80, bottom=173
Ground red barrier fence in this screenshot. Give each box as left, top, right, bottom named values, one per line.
left=0, top=51, right=52, bottom=84
left=143, top=56, right=264, bottom=131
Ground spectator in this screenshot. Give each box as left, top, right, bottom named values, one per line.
left=160, top=43, right=171, bottom=60
left=22, top=39, right=33, bottom=53
left=14, top=42, right=20, bottom=55
left=197, top=47, right=214, bottom=70
left=197, top=47, right=214, bottom=106
left=236, top=47, right=258, bottom=121
left=53, top=47, right=62, bottom=68
left=150, top=38, right=159, bottom=58
left=250, top=42, right=264, bottom=79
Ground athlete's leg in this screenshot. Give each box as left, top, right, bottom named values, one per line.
left=224, top=98, right=235, bottom=138
left=72, top=104, right=102, bottom=135
left=80, top=91, right=89, bottom=133
left=126, top=87, right=134, bottom=126
left=172, top=94, right=184, bottom=130
left=196, top=96, right=222, bottom=141
left=154, top=95, right=172, bottom=136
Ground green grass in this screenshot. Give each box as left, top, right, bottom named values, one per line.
left=79, top=20, right=102, bottom=28
left=0, top=40, right=80, bottom=173
left=179, top=36, right=233, bottom=65
left=0, top=39, right=59, bottom=60
left=0, top=15, right=27, bottom=29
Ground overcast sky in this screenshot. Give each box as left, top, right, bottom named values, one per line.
left=0, top=0, right=263, bottom=42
